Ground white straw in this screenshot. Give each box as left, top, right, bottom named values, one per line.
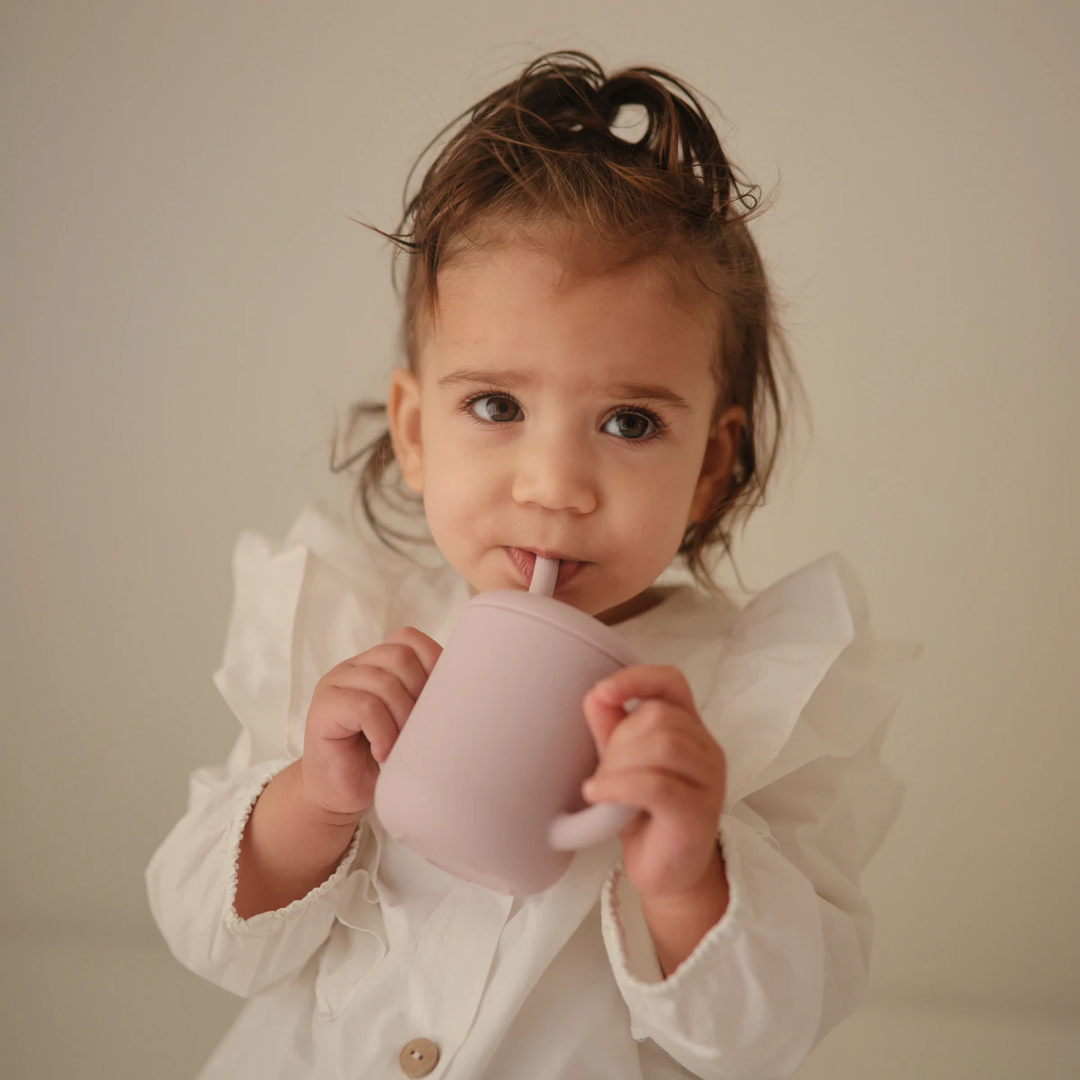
left=529, top=555, right=560, bottom=597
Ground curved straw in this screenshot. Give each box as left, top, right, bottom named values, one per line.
left=529, top=555, right=560, bottom=597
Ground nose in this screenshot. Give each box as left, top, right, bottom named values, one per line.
left=510, top=433, right=598, bottom=514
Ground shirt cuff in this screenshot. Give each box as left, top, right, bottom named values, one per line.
left=600, top=813, right=825, bottom=1076
left=222, top=757, right=365, bottom=938
left=601, top=814, right=745, bottom=996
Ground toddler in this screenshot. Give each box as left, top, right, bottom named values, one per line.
left=147, top=50, right=921, bottom=1080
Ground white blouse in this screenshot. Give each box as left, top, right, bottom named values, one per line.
left=145, top=504, right=922, bottom=1080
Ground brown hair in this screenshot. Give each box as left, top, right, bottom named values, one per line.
left=330, top=49, right=806, bottom=595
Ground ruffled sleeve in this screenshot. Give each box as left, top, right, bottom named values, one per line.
left=600, top=553, right=922, bottom=1079
left=145, top=508, right=397, bottom=998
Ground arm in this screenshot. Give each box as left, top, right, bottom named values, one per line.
left=145, top=731, right=369, bottom=999
left=600, top=733, right=901, bottom=1080
left=147, top=528, right=441, bottom=999
left=597, top=552, right=920, bottom=1077
left=234, top=759, right=360, bottom=918
left=639, top=840, right=729, bottom=978
left=145, top=528, right=372, bottom=999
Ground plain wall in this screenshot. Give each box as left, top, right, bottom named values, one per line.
left=2, top=1, right=1078, bottom=1077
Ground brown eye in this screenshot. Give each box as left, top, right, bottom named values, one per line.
left=602, top=411, right=655, bottom=440
left=468, top=394, right=521, bottom=422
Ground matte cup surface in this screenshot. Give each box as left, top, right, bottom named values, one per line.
left=374, top=590, right=639, bottom=895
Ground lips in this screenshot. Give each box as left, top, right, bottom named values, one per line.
left=504, top=546, right=586, bottom=590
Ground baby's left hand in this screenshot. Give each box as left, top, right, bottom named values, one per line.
left=582, top=664, right=727, bottom=900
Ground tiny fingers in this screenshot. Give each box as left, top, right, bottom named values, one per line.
left=382, top=626, right=443, bottom=678
left=598, top=707, right=721, bottom=788
left=347, top=642, right=429, bottom=702
left=583, top=767, right=701, bottom=815
left=317, top=688, right=398, bottom=761
left=326, top=663, right=416, bottom=730
left=588, top=664, right=696, bottom=715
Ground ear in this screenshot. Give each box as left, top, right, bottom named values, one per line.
left=688, top=405, right=747, bottom=524
left=386, top=367, right=424, bottom=494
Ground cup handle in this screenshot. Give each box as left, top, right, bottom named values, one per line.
left=548, top=694, right=645, bottom=851
left=548, top=802, right=638, bottom=851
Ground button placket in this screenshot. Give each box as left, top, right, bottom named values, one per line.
left=406, top=881, right=513, bottom=1065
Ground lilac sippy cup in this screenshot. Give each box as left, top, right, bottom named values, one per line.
left=373, top=556, right=640, bottom=895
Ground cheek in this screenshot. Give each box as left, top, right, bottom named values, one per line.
left=617, top=452, right=697, bottom=515
left=417, top=451, right=489, bottom=544
left=633, top=504, right=689, bottom=565
left=615, top=459, right=698, bottom=555
left=424, top=438, right=489, bottom=496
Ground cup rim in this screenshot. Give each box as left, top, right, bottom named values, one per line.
left=466, top=589, right=641, bottom=667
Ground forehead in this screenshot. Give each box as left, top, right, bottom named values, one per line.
left=421, top=236, right=718, bottom=390
left=438, top=222, right=702, bottom=306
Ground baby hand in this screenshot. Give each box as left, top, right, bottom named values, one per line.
left=300, top=626, right=442, bottom=821
left=581, top=664, right=727, bottom=899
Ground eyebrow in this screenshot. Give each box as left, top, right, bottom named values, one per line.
left=435, top=367, right=693, bottom=412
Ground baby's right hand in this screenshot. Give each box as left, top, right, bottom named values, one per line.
left=299, top=626, right=442, bottom=822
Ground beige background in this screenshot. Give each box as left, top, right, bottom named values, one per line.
left=3, top=1, right=1078, bottom=1077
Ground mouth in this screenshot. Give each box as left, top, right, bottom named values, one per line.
left=504, top=546, right=588, bottom=591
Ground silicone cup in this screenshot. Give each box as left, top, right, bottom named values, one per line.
left=530, top=556, right=639, bottom=851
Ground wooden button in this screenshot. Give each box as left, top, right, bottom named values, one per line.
left=399, top=1037, right=440, bottom=1077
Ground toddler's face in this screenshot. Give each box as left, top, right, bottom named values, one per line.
left=387, top=239, right=742, bottom=622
